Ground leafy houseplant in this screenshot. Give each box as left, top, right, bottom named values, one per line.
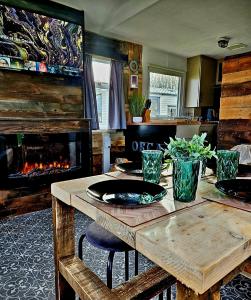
left=164, top=133, right=216, bottom=202
left=128, top=94, right=146, bottom=123
left=164, top=133, right=216, bottom=160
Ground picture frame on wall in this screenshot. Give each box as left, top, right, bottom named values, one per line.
left=130, top=74, right=138, bottom=88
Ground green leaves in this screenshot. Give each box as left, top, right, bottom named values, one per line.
left=128, top=94, right=146, bottom=117
left=164, top=133, right=217, bottom=160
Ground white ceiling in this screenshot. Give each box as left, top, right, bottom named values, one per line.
left=52, top=0, right=251, bottom=59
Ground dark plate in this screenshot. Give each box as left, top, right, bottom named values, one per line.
left=86, top=179, right=166, bottom=207
left=215, top=179, right=251, bottom=201
left=115, top=162, right=142, bottom=175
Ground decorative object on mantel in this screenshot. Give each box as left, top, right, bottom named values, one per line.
left=164, top=133, right=216, bottom=202
left=130, top=74, right=138, bottom=88
left=142, top=99, right=151, bottom=123
left=128, top=94, right=145, bottom=123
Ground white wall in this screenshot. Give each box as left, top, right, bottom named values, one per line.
left=142, top=46, right=187, bottom=96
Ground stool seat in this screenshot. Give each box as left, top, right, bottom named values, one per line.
left=86, top=222, right=132, bottom=252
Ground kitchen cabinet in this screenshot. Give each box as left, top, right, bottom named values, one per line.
left=185, top=55, right=217, bottom=107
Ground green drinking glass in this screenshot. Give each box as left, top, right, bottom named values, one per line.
left=142, top=150, right=163, bottom=184
left=216, top=150, right=240, bottom=182
left=172, top=158, right=200, bottom=202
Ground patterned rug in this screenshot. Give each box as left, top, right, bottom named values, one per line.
left=0, top=209, right=250, bottom=300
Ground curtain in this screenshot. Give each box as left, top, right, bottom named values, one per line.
left=84, top=54, right=99, bottom=130
left=109, top=60, right=126, bottom=129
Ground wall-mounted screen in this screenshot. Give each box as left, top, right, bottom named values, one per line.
left=0, top=4, right=83, bottom=76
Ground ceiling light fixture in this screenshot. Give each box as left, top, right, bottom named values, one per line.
left=227, top=43, right=248, bottom=51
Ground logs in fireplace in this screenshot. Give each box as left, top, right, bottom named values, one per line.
left=0, top=118, right=92, bottom=218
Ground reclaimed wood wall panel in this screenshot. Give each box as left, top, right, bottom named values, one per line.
left=218, top=52, right=251, bottom=148
left=0, top=118, right=90, bottom=134
left=218, top=120, right=251, bottom=149
left=222, top=55, right=251, bottom=74
left=222, top=69, right=251, bottom=85
left=0, top=71, right=83, bottom=118
left=221, top=81, right=251, bottom=97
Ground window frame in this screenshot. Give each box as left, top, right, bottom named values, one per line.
left=92, top=56, right=111, bottom=130
left=147, top=65, right=185, bottom=118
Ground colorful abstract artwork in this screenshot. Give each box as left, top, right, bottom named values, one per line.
left=0, top=5, right=83, bottom=75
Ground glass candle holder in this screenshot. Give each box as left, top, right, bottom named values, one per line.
left=216, top=150, right=240, bottom=181
left=172, top=158, right=200, bottom=202
left=142, top=150, right=163, bottom=184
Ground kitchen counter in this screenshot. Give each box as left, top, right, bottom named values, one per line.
left=127, top=120, right=219, bottom=126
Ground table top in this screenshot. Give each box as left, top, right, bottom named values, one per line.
left=51, top=172, right=251, bottom=295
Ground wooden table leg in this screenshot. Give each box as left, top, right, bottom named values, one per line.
left=176, top=281, right=220, bottom=300
left=53, top=196, right=75, bottom=300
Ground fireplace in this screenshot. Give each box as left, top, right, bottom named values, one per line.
left=0, top=132, right=91, bottom=188
left=0, top=118, right=92, bottom=218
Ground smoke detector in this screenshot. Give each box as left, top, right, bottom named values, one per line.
left=218, top=37, right=231, bottom=48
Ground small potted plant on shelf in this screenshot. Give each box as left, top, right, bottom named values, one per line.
left=164, top=133, right=216, bottom=202
left=128, top=94, right=146, bottom=123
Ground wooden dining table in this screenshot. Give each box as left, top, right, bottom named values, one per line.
left=51, top=171, right=251, bottom=300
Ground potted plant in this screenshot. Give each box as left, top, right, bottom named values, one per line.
left=164, top=133, right=216, bottom=202
left=128, top=94, right=146, bottom=123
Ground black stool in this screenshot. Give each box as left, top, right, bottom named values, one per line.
left=78, top=222, right=138, bottom=289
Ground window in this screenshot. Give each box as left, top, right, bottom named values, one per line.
left=148, top=67, right=183, bottom=119
left=92, top=58, right=111, bottom=129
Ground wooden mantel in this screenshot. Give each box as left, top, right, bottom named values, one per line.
left=0, top=118, right=91, bottom=134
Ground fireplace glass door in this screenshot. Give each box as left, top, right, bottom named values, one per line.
left=0, top=132, right=90, bottom=188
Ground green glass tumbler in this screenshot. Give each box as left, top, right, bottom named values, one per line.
left=172, top=158, right=200, bottom=202
left=216, top=150, right=239, bottom=181
left=142, top=150, right=163, bottom=184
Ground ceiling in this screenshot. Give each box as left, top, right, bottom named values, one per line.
left=52, top=0, right=251, bottom=59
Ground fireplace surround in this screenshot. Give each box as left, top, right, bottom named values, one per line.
left=0, top=118, right=92, bottom=218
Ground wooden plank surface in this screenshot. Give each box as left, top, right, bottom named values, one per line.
left=59, top=256, right=117, bottom=300
left=52, top=197, right=75, bottom=300
left=218, top=119, right=251, bottom=149
left=223, top=55, right=251, bottom=74
left=222, top=69, right=251, bottom=85
left=0, top=118, right=89, bottom=134
left=136, top=201, right=251, bottom=294
left=52, top=172, right=210, bottom=247
left=0, top=70, right=83, bottom=118
left=221, top=81, right=251, bottom=97
left=52, top=172, right=251, bottom=296
left=220, top=95, right=251, bottom=107
left=51, top=174, right=110, bottom=205
left=219, top=53, right=251, bottom=148
left=219, top=107, right=251, bottom=119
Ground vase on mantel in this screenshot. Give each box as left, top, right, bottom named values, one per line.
left=132, top=116, right=142, bottom=123
left=172, top=158, right=200, bottom=202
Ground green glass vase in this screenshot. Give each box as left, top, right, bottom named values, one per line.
left=172, top=158, right=200, bottom=202
left=216, top=150, right=239, bottom=181
left=142, top=150, right=163, bottom=184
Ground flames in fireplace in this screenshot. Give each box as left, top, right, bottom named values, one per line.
left=20, top=161, right=70, bottom=176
